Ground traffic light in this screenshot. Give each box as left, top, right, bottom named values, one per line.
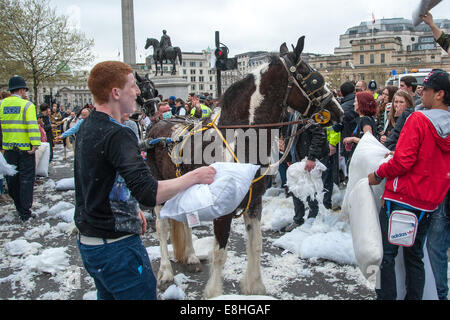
left=215, top=47, right=227, bottom=60
left=215, top=46, right=237, bottom=71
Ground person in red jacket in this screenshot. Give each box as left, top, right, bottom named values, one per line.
left=368, top=69, right=450, bottom=300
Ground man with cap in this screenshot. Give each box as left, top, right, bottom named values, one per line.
left=168, top=96, right=176, bottom=115
left=368, top=69, right=450, bottom=300
left=0, top=76, right=41, bottom=222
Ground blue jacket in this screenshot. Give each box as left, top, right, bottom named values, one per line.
left=62, top=119, right=84, bottom=138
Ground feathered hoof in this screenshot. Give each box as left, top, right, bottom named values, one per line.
left=204, top=282, right=222, bottom=300
left=157, top=269, right=174, bottom=289
left=240, top=278, right=266, bottom=296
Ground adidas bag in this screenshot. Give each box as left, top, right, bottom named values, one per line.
left=388, top=210, right=418, bottom=247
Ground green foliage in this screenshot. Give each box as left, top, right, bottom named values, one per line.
left=0, top=0, right=94, bottom=102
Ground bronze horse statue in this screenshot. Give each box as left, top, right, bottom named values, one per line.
left=145, top=38, right=182, bottom=76
left=143, top=36, right=344, bottom=298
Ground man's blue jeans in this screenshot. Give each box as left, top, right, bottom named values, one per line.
left=376, top=201, right=433, bottom=300
left=77, top=235, right=157, bottom=300
left=426, top=196, right=450, bottom=300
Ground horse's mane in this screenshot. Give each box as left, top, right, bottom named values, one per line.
left=220, top=54, right=281, bottom=109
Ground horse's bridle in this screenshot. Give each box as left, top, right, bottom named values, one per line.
left=279, top=54, right=334, bottom=118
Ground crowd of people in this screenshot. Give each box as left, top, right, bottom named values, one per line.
left=0, top=11, right=448, bottom=302
left=277, top=12, right=449, bottom=300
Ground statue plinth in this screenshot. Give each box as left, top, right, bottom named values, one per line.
left=148, top=74, right=189, bottom=100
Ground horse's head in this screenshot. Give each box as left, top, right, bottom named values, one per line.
left=145, top=38, right=159, bottom=50
left=278, top=36, right=343, bottom=123
left=135, top=72, right=158, bottom=117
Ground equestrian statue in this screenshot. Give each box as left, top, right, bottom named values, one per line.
left=145, top=30, right=183, bottom=76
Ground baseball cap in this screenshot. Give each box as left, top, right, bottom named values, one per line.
left=423, top=69, right=450, bottom=93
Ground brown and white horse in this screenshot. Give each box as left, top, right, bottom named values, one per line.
left=144, top=36, right=344, bottom=298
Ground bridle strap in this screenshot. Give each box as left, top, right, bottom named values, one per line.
left=279, top=55, right=334, bottom=117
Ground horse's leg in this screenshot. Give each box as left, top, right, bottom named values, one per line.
left=204, top=214, right=233, bottom=299
left=241, top=205, right=267, bottom=296
left=154, top=205, right=174, bottom=285
left=182, top=223, right=202, bottom=272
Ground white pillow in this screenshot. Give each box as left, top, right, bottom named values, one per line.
left=55, top=178, right=75, bottom=191
left=348, top=178, right=383, bottom=279
left=160, top=163, right=260, bottom=222
left=342, top=132, right=390, bottom=218
left=35, top=142, right=50, bottom=177
left=0, top=151, right=17, bottom=177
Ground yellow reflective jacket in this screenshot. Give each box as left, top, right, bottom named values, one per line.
left=190, top=104, right=212, bottom=118
left=0, top=96, right=41, bottom=151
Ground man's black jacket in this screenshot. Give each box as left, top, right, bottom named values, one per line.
left=74, top=110, right=158, bottom=239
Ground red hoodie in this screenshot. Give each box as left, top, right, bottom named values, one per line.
left=376, top=110, right=450, bottom=211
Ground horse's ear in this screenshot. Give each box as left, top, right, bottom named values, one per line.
left=294, top=36, right=305, bottom=58
left=135, top=72, right=143, bottom=82
left=280, top=42, right=289, bottom=56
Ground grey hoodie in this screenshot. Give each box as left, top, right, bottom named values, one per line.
left=418, top=107, right=450, bottom=139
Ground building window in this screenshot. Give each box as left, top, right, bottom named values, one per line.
left=370, top=54, right=374, bottom=64
left=183, top=69, right=187, bottom=75
left=191, top=77, right=196, bottom=82
left=381, top=44, right=385, bottom=49
left=370, top=45, right=374, bottom=50
left=191, top=85, right=196, bottom=91
left=199, top=62, right=203, bottom=67
left=199, top=84, right=204, bottom=90
left=200, top=69, right=203, bottom=75
left=360, top=46, right=364, bottom=51
left=360, top=55, right=364, bottom=65
left=381, top=53, right=385, bottom=64
left=190, top=62, right=196, bottom=67
left=199, top=76, right=204, bottom=82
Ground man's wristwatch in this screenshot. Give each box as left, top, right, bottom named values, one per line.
left=373, top=171, right=383, bottom=182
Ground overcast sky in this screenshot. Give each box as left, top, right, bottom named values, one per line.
left=49, top=0, right=449, bottom=68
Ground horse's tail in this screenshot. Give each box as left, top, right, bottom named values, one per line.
left=170, top=219, right=186, bottom=262
left=176, top=47, right=182, bottom=65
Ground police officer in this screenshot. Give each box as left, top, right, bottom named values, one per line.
left=190, top=95, right=212, bottom=119
left=0, top=76, right=41, bottom=222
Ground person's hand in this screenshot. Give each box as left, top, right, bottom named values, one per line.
left=329, top=144, right=337, bottom=156
left=278, top=139, right=285, bottom=152
left=420, top=11, right=434, bottom=26
left=304, top=159, right=316, bottom=172
left=56, top=135, right=63, bottom=141
left=27, top=146, right=38, bottom=155
left=138, top=210, right=147, bottom=235
left=192, top=166, right=216, bottom=185
left=368, top=172, right=381, bottom=185
left=385, top=151, right=394, bottom=159
left=343, top=137, right=354, bottom=145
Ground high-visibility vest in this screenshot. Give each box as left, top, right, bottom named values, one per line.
left=0, top=96, right=41, bottom=151
left=190, top=104, right=212, bottom=118
left=326, top=126, right=341, bottom=147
